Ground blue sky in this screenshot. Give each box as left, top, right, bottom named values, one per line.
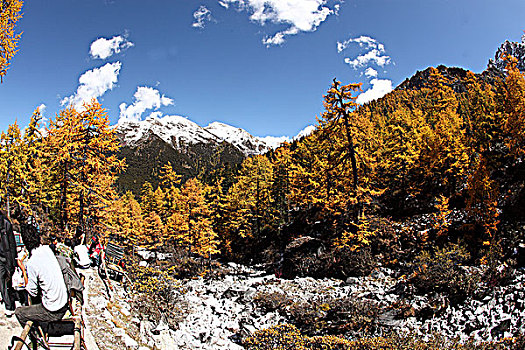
left=0, top=0, right=523, bottom=138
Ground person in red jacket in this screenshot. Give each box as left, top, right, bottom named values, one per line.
left=88, top=235, right=104, bottom=267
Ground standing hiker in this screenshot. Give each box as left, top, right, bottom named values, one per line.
left=0, top=211, right=17, bottom=317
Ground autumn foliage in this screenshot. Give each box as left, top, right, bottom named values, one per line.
left=0, top=50, right=524, bottom=273
left=0, top=0, right=23, bottom=82
left=218, top=59, right=525, bottom=266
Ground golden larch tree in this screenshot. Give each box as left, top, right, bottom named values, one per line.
left=0, top=0, right=23, bottom=82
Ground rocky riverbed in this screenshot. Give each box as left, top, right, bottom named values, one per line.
left=82, top=261, right=525, bottom=349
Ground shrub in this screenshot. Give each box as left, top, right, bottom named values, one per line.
left=244, top=324, right=522, bottom=350
left=253, top=291, right=382, bottom=336
left=168, top=247, right=225, bottom=279
left=127, top=262, right=187, bottom=328
left=243, top=324, right=306, bottom=349
left=409, top=242, right=480, bottom=303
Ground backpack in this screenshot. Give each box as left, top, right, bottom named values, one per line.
left=0, top=214, right=17, bottom=273
left=56, top=255, right=85, bottom=305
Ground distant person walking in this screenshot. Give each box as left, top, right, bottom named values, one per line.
left=88, top=235, right=104, bottom=267
left=73, top=233, right=91, bottom=269
left=15, top=224, right=68, bottom=327
left=0, top=211, right=17, bottom=317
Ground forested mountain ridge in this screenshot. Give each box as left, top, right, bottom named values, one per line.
left=100, top=35, right=525, bottom=275
left=488, top=33, right=525, bottom=72
left=115, top=127, right=245, bottom=196
left=114, top=115, right=283, bottom=195
left=227, top=36, right=525, bottom=278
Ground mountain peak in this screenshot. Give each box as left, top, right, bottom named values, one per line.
left=204, top=121, right=270, bottom=155
left=116, top=115, right=274, bottom=156
left=116, top=114, right=219, bottom=150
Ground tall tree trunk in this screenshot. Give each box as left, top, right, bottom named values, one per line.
left=342, top=111, right=358, bottom=190
left=256, top=173, right=260, bottom=239
left=60, top=163, right=69, bottom=231
left=6, top=160, right=10, bottom=220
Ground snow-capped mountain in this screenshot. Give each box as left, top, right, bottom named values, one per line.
left=116, top=115, right=221, bottom=150
left=115, top=115, right=312, bottom=156
left=204, top=122, right=269, bottom=155
left=114, top=115, right=315, bottom=194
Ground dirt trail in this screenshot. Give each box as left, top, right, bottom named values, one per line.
left=0, top=266, right=137, bottom=350
left=0, top=305, right=23, bottom=349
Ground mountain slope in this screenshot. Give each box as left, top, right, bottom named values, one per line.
left=204, top=121, right=270, bottom=155
left=115, top=116, right=248, bottom=195
left=114, top=115, right=286, bottom=195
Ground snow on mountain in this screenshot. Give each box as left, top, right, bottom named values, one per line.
left=116, top=114, right=220, bottom=149
left=295, top=125, right=316, bottom=140
left=115, top=115, right=315, bottom=156
left=204, top=122, right=269, bottom=155
left=257, top=125, right=316, bottom=149
left=257, top=135, right=290, bottom=150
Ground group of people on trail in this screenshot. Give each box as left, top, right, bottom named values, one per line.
left=0, top=211, right=101, bottom=331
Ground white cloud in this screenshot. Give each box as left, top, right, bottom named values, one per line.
left=36, top=103, right=46, bottom=116
left=61, top=62, right=122, bottom=109
left=257, top=124, right=316, bottom=149
left=337, top=35, right=378, bottom=53
left=338, top=35, right=391, bottom=69
left=345, top=49, right=391, bottom=68
left=192, top=5, right=213, bottom=29
left=263, top=27, right=299, bottom=46
left=220, top=0, right=338, bottom=46
left=90, top=35, right=134, bottom=60
left=356, top=79, right=393, bottom=105
left=119, top=86, right=174, bottom=122
left=35, top=103, right=48, bottom=127
left=148, top=111, right=164, bottom=119
left=364, top=67, right=378, bottom=78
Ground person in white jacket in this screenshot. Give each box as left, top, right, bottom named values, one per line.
left=14, top=224, right=68, bottom=327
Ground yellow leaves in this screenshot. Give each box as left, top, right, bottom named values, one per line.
left=501, top=56, right=525, bottom=158
left=226, top=154, right=276, bottom=239
left=37, top=100, right=123, bottom=229
left=0, top=0, right=23, bottom=82
left=433, top=195, right=451, bottom=238
left=333, top=214, right=377, bottom=251
left=465, top=157, right=500, bottom=240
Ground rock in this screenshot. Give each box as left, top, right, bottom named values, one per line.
left=113, top=259, right=525, bottom=348
left=123, top=333, right=139, bottom=348
left=280, top=236, right=326, bottom=278
left=378, top=310, right=400, bottom=326
left=121, top=307, right=131, bottom=317
left=370, top=269, right=386, bottom=280
left=491, top=319, right=511, bottom=339
left=242, top=324, right=257, bottom=335
left=152, top=315, right=169, bottom=335
left=346, top=277, right=360, bottom=285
